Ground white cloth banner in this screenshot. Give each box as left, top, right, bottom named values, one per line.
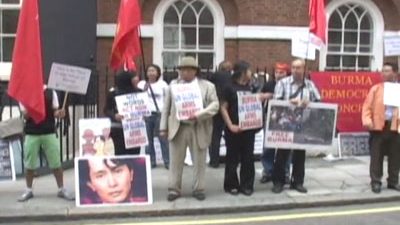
left=237, top=92, right=263, bottom=130
left=122, top=119, right=148, bottom=149
left=170, top=82, right=204, bottom=121
left=115, top=92, right=151, bottom=120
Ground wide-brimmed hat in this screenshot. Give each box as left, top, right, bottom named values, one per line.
left=177, top=56, right=199, bottom=69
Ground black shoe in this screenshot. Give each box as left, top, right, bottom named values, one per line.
left=240, top=189, right=253, bottom=196
left=151, top=163, right=157, bottom=169
left=387, top=184, right=400, bottom=191
left=272, top=184, right=284, bottom=194
left=164, top=164, right=169, bottom=170
left=290, top=184, right=308, bottom=193
left=285, top=176, right=291, bottom=185
left=260, top=175, right=272, bottom=183
left=208, top=163, right=219, bottom=169
left=371, top=183, right=381, bottom=193
left=192, top=191, right=206, bottom=201
left=167, top=192, right=180, bottom=201
left=225, top=189, right=240, bottom=196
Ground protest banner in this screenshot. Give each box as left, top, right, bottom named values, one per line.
left=122, top=119, right=148, bottom=149
left=265, top=100, right=338, bottom=151
left=47, top=63, right=91, bottom=95
left=75, top=155, right=153, bottom=207
left=115, top=92, right=151, bottom=120
left=338, top=132, right=370, bottom=158
left=237, top=92, right=263, bottom=130
left=0, top=140, right=15, bottom=182
left=79, top=118, right=114, bottom=156
left=384, top=34, right=400, bottom=56
left=383, top=82, right=400, bottom=107
left=291, top=36, right=317, bottom=60
left=311, top=72, right=381, bottom=132
left=170, top=82, right=203, bottom=120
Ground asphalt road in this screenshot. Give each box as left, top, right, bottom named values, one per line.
left=9, top=202, right=400, bottom=225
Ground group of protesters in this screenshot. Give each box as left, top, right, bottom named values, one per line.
left=16, top=55, right=400, bottom=203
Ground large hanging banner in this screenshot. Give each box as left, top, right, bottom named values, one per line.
left=75, top=155, right=152, bottom=207
left=264, top=100, right=338, bottom=151
left=115, top=93, right=150, bottom=149
left=79, top=118, right=114, bottom=156
left=0, top=140, right=15, bottom=182
left=311, top=72, right=381, bottom=132
left=237, top=92, right=263, bottom=130
left=170, top=82, right=204, bottom=120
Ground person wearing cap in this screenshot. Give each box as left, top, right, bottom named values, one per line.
left=104, top=70, right=142, bottom=156
left=260, top=62, right=292, bottom=184
left=160, top=56, right=219, bottom=201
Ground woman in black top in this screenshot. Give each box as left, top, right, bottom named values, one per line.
left=220, top=61, right=272, bottom=196
left=104, top=70, right=142, bottom=155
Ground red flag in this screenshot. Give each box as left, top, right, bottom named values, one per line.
left=110, top=0, right=142, bottom=71
left=309, top=0, right=327, bottom=45
left=8, top=0, right=45, bottom=123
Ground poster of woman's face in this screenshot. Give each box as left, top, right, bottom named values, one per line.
left=75, top=155, right=153, bottom=207
left=79, top=118, right=115, bottom=156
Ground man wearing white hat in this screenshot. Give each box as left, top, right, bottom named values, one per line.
left=160, top=56, right=219, bottom=201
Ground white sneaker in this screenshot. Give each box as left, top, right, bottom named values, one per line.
left=17, top=190, right=34, bottom=202
left=57, top=188, right=75, bottom=201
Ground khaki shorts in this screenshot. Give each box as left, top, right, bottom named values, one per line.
left=23, top=134, right=61, bottom=170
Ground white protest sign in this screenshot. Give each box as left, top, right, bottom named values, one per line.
left=122, top=119, right=148, bottom=149
left=291, top=36, right=317, bottom=60
left=170, top=82, right=203, bottom=121
left=383, top=82, right=400, bottom=107
left=48, top=63, right=91, bottom=94
left=115, top=92, right=151, bottom=120
left=384, top=35, right=400, bottom=56
left=237, top=92, right=263, bottom=130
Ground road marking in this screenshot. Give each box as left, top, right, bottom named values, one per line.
left=91, top=206, right=400, bottom=225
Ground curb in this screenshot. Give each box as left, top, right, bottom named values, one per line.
left=4, top=195, right=400, bottom=223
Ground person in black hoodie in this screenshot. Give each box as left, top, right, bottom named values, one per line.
left=104, top=70, right=142, bottom=156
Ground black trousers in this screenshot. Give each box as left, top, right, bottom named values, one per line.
left=209, top=113, right=225, bottom=166
left=273, top=149, right=305, bottom=185
left=111, top=127, right=140, bottom=156
left=224, top=130, right=255, bottom=191
left=369, top=123, right=400, bottom=186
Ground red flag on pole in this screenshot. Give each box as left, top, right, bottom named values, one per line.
left=8, top=0, right=45, bottom=123
left=110, top=0, right=142, bottom=71
left=309, top=0, right=327, bottom=46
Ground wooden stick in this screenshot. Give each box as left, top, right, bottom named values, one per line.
left=62, top=92, right=69, bottom=110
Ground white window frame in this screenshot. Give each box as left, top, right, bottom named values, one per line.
left=0, top=0, right=22, bottom=80
left=153, top=0, right=225, bottom=70
left=320, top=0, right=384, bottom=71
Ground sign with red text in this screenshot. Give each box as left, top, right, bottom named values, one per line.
left=265, top=100, right=338, bottom=151
left=121, top=119, right=148, bottom=149
left=311, top=72, right=381, bottom=132
left=170, top=82, right=203, bottom=121
left=237, top=92, right=263, bottom=130
left=115, top=92, right=151, bottom=120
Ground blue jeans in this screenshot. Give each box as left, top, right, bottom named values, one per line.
left=261, top=148, right=291, bottom=177
left=145, top=114, right=169, bottom=167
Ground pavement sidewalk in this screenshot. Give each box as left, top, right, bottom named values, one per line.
left=1, top=156, right=400, bottom=223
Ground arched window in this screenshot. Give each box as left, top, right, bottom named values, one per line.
left=163, top=0, right=214, bottom=69
left=321, top=0, right=384, bottom=71
left=154, top=0, right=224, bottom=70
left=0, top=0, right=21, bottom=78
